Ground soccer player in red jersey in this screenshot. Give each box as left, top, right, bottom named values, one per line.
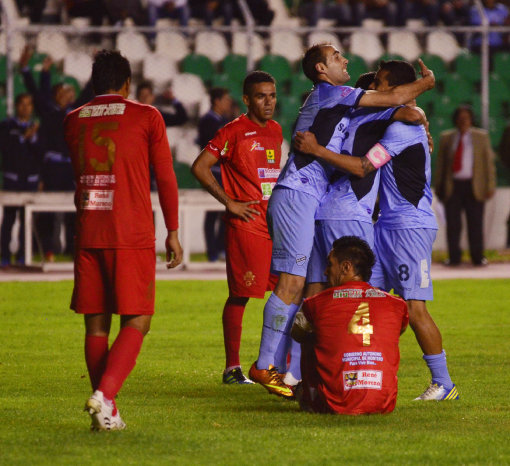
left=192, top=71, right=282, bottom=385
left=64, top=50, right=183, bottom=430
left=292, top=236, right=409, bottom=415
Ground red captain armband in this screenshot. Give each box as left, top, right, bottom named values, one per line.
left=365, top=143, right=391, bottom=169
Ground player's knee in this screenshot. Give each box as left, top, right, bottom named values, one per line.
left=274, top=274, right=306, bottom=304
left=407, top=300, right=430, bottom=325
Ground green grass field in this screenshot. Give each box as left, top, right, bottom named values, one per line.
left=1, top=279, right=510, bottom=465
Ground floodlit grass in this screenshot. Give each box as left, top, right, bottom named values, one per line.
left=0, top=279, right=509, bottom=465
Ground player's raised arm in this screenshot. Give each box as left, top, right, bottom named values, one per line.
left=191, top=149, right=260, bottom=222
left=358, top=59, right=435, bottom=107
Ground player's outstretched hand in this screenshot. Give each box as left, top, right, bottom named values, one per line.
left=227, top=200, right=260, bottom=222
left=165, top=230, right=183, bottom=269
left=294, top=131, right=320, bottom=156
left=417, top=58, right=435, bottom=89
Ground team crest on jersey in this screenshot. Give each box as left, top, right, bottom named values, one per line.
left=250, top=141, right=265, bottom=152
left=295, top=254, right=307, bottom=266
left=244, top=271, right=255, bottom=287
left=220, top=141, right=229, bottom=156
left=266, top=149, right=275, bottom=164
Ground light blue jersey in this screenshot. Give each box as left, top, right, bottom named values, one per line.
left=377, top=122, right=438, bottom=230
left=276, top=83, right=365, bottom=201
left=316, top=106, right=398, bottom=223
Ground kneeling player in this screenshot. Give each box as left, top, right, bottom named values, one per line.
left=292, top=236, right=408, bottom=415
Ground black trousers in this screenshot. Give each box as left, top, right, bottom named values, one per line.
left=204, top=211, right=225, bottom=262
left=445, top=179, right=485, bottom=265
left=1, top=207, right=25, bottom=263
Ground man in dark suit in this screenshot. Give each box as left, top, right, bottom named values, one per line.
left=197, top=87, right=233, bottom=262
left=435, top=105, right=496, bottom=266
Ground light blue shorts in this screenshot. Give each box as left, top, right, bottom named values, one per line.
left=307, top=220, right=374, bottom=283
left=370, top=225, right=436, bottom=301
left=268, top=187, right=320, bottom=277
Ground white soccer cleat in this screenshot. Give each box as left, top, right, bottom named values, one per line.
left=85, top=390, right=126, bottom=431
left=414, top=382, right=459, bottom=401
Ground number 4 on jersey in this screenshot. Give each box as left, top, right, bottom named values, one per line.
left=348, top=302, right=373, bottom=346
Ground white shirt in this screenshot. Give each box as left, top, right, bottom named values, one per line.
left=452, top=130, right=473, bottom=180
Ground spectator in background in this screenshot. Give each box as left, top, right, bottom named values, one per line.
left=135, top=80, right=188, bottom=128
left=197, top=87, right=233, bottom=262
left=353, top=0, right=397, bottom=26
left=435, top=105, right=496, bottom=266
left=19, top=46, right=94, bottom=261
left=0, top=94, right=41, bottom=267
left=147, top=0, right=190, bottom=27
left=498, top=124, right=510, bottom=247
left=469, top=0, right=509, bottom=52
left=395, top=0, right=440, bottom=26
left=189, top=0, right=234, bottom=26
left=15, top=0, right=47, bottom=23
left=440, top=0, right=470, bottom=26
left=104, top=0, right=147, bottom=25
left=64, top=0, right=108, bottom=26
left=298, top=0, right=354, bottom=27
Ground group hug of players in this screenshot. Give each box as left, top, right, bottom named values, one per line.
left=65, top=46, right=458, bottom=432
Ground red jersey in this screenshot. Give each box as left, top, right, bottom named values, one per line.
left=206, top=114, right=282, bottom=238
left=64, top=95, right=179, bottom=248
left=302, top=281, right=409, bottom=415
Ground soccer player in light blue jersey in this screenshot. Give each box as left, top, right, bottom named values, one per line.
left=306, top=72, right=424, bottom=297
left=295, top=60, right=458, bottom=402
left=249, top=43, right=436, bottom=397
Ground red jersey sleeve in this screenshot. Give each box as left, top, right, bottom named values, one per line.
left=148, top=107, right=179, bottom=231
left=205, top=125, right=230, bottom=161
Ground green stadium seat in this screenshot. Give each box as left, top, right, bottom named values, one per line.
left=343, top=53, right=369, bottom=85
left=416, top=88, right=439, bottom=115
left=493, top=52, right=510, bottom=77
left=211, top=73, right=234, bottom=88
left=0, top=55, right=6, bottom=83
left=278, top=94, right=301, bottom=121
left=290, top=73, right=312, bottom=100
left=173, top=160, right=201, bottom=189
left=181, top=54, right=215, bottom=84
left=259, top=54, right=292, bottom=86
left=419, top=54, right=448, bottom=83
left=222, top=54, right=247, bottom=84
left=443, top=74, right=474, bottom=104
left=454, top=52, right=481, bottom=83
left=278, top=116, right=295, bottom=143
left=62, top=75, right=81, bottom=95
left=14, top=74, right=27, bottom=96
left=489, top=73, right=510, bottom=117
left=0, top=97, right=7, bottom=120
left=489, top=116, right=506, bottom=147
left=431, top=94, right=455, bottom=118
left=378, top=53, right=405, bottom=63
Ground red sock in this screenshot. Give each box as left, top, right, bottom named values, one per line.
left=85, top=335, right=109, bottom=391
left=98, top=326, right=144, bottom=400
left=222, top=297, right=247, bottom=369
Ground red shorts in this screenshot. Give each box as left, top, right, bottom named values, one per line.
left=225, top=224, right=277, bottom=298
left=71, top=248, right=156, bottom=315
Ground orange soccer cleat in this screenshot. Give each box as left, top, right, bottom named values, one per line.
left=249, top=362, right=295, bottom=399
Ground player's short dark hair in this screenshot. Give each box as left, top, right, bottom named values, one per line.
left=378, top=60, right=417, bottom=86
left=92, top=49, right=131, bottom=95
left=209, top=87, right=229, bottom=106
left=136, top=80, right=153, bottom=97
left=243, top=70, right=275, bottom=96
left=452, top=104, right=475, bottom=126
left=331, top=236, right=376, bottom=282
left=15, top=92, right=31, bottom=106
left=302, top=43, right=330, bottom=84
left=355, top=72, right=376, bottom=90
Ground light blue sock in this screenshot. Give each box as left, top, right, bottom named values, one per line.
left=286, top=337, right=302, bottom=381
left=423, top=350, right=453, bottom=390
left=256, top=294, right=291, bottom=370
left=274, top=303, right=300, bottom=372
